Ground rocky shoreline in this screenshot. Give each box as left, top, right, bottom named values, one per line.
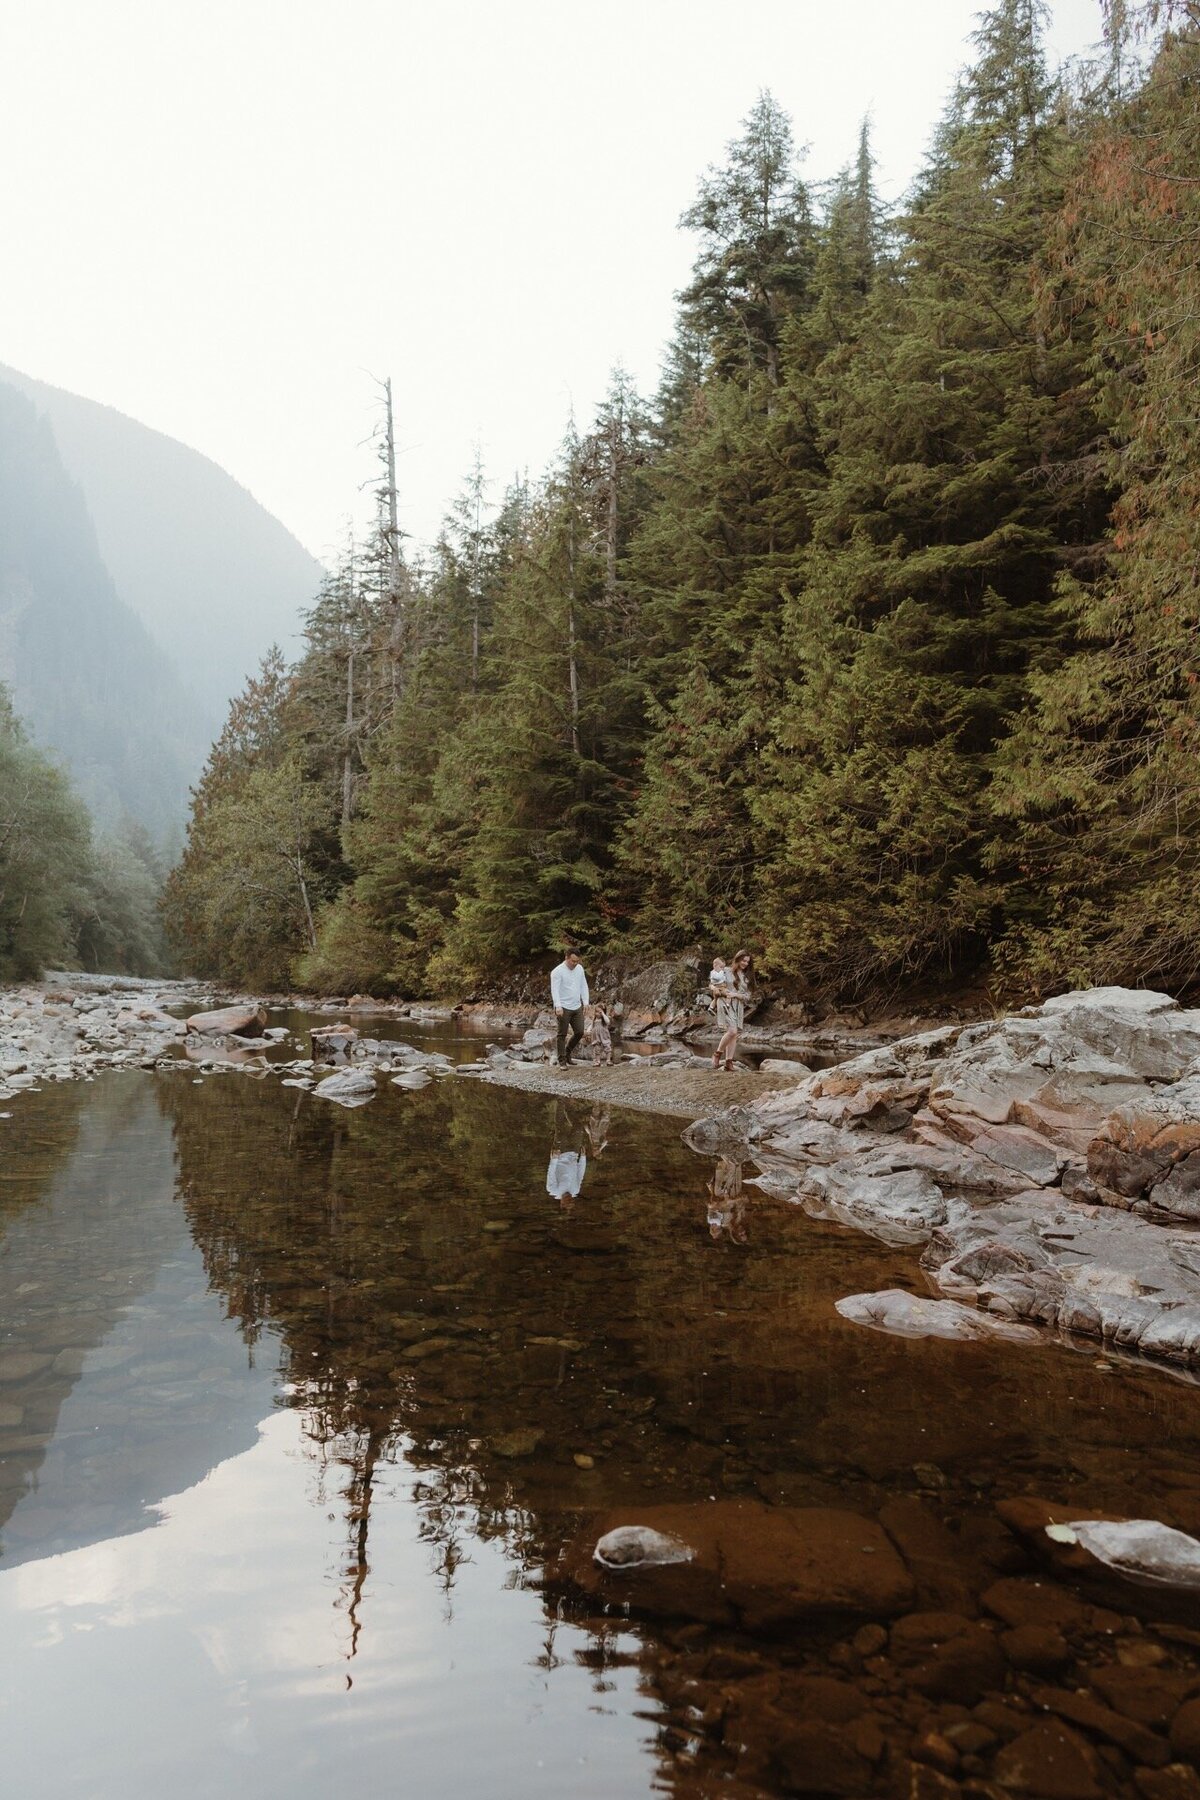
left=10, top=971, right=1200, bottom=1379
left=690, top=986, right=1200, bottom=1374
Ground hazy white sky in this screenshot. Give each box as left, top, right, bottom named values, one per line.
left=1, top=0, right=1106, bottom=565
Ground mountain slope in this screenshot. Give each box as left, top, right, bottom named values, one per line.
left=0, top=379, right=208, bottom=839
left=0, top=364, right=324, bottom=720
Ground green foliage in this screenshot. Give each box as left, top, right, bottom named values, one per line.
left=74, top=823, right=172, bottom=976
left=166, top=5, right=1200, bottom=1006
left=991, top=16, right=1200, bottom=993
left=0, top=692, right=93, bottom=978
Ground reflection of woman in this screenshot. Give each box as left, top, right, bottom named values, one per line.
left=584, top=1104, right=611, bottom=1159
left=713, top=950, right=752, bottom=1072
left=706, top=1156, right=748, bottom=1242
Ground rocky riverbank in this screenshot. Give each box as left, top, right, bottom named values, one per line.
left=0, top=974, right=206, bottom=1098
left=690, top=986, right=1200, bottom=1373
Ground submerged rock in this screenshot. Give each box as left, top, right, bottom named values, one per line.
left=553, top=1500, right=914, bottom=1630
left=836, top=1288, right=1039, bottom=1343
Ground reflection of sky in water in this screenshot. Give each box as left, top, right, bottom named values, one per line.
left=0, top=1410, right=650, bottom=1800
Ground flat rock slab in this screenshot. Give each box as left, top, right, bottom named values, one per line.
left=456, top=1058, right=799, bottom=1120
left=551, top=1501, right=914, bottom=1630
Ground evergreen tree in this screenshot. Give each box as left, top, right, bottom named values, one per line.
left=678, top=91, right=816, bottom=388
left=0, top=691, right=93, bottom=979
left=749, top=0, right=1110, bottom=997
left=992, top=9, right=1200, bottom=991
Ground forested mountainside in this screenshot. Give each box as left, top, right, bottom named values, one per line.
left=0, top=380, right=208, bottom=839
left=165, top=2, right=1200, bottom=1005
left=0, top=365, right=325, bottom=721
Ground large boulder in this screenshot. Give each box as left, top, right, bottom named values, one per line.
left=836, top=1288, right=1039, bottom=1343
left=185, top=1003, right=268, bottom=1037
left=923, top=1193, right=1200, bottom=1364
left=798, top=1161, right=951, bottom=1245
left=551, top=1501, right=914, bottom=1631
left=1088, top=1076, right=1200, bottom=1215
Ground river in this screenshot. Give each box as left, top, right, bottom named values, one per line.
left=1, top=1019, right=1199, bottom=1797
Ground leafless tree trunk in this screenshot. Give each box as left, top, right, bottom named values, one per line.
left=566, top=489, right=581, bottom=759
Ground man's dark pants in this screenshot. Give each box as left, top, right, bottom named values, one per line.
left=556, top=1007, right=585, bottom=1065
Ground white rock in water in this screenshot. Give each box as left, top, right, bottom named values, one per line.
left=594, top=1525, right=695, bottom=1570
left=835, top=1288, right=1039, bottom=1343
left=314, top=1069, right=376, bottom=1106
left=391, top=1070, right=432, bottom=1089
left=1053, top=1518, right=1200, bottom=1588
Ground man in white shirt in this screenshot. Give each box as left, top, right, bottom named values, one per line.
left=550, top=948, right=589, bottom=1066
left=546, top=1145, right=587, bottom=1205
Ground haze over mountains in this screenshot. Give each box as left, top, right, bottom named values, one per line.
left=0, top=367, right=324, bottom=841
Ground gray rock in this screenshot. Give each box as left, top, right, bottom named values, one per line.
left=835, top=1288, right=1039, bottom=1342
left=923, top=1192, right=1200, bottom=1365
left=1050, top=1518, right=1200, bottom=1589
left=682, top=1106, right=759, bottom=1156
left=314, top=1068, right=376, bottom=1106
left=757, top=1057, right=814, bottom=1076
left=594, top=1525, right=695, bottom=1569
left=798, top=1162, right=950, bottom=1245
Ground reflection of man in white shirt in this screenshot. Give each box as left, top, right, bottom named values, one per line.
left=550, top=949, right=589, bottom=1066
left=546, top=1147, right=587, bottom=1205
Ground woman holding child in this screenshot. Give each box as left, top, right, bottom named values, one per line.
left=710, top=950, right=752, bottom=1071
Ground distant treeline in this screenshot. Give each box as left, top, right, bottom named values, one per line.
left=0, top=692, right=169, bottom=979
left=165, top=2, right=1200, bottom=1004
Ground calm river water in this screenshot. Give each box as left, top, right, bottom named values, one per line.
left=2, top=1022, right=1200, bottom=1798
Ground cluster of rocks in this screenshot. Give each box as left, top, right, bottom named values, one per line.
left=690, top=988, right=1200, bottom=1370
left=0, top=979, right=463, bottom=1112
left=552, top=1493, right=1200, bottom=1797
left=0, top=974, right=201, bottom=1098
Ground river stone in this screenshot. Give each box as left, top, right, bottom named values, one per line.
left=1090, top=1666, right=1200, bottom=1731
left=888, top=1610, right=1007, bottom=1703
left=594, top=1525, right=695, bottom=1569
left=878, top=1498, right=979, bottom=1615
left=0, top=1351, right=52, bottom=1382
left=1054, top=1519, right=1200, bottom=1590
left=553, top=1501, right=914, bottom=1630
left=185, top=1003, right=268, bottom=1037
left=314, top=1068, right=376, bottom=1106
left=836, top=1288, right=1039, bottom=1343
left=992, top=1720, right=1103, bottom=1799
left=492, top=1428, right=544, bottom=1459
left=757, top=1057, right=814, bottom=1077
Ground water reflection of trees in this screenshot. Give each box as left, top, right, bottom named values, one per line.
left=156, top=1068, right=1200, bottom=1782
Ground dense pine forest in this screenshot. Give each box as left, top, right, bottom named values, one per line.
left=162, top=1, right=1200, bottom=1006
left=0, top=694, right=168, bottom=980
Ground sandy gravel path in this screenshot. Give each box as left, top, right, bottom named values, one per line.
left=456, top=1056, right=801, bottom=1119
